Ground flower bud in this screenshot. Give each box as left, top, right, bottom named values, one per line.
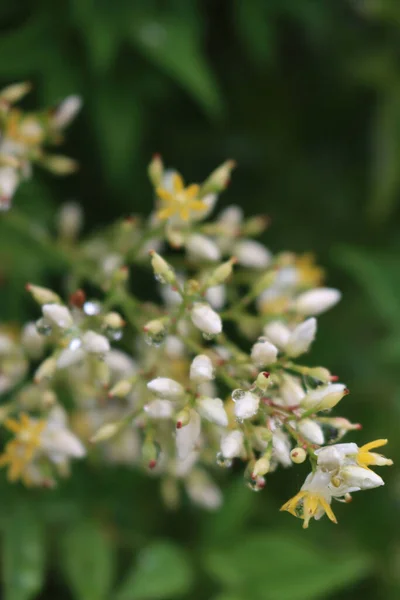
left=108, top=380, right=132, bottom=398
left=190, top=303, right=222, bottom=336
left=293, top=288, right=341, bottom=316
left=147, top=377, right=184, bottom=399
left=201, top=160, right=236, bottom=195
left=290, top=447, right=307, bottom=463
left=175, top=407, right=191, bottom=429
left=197, top=397, right=228, bottom=427
left=263, top=321, right=291, bottom=350
left=251, top=340, right=278, bottom=367
left=90, top=422, right=121, bottom=443
left=234, top=240, right=272, bottom=269
left=205, top=285, right=226, bottom=310
left=42, top=304, right=73, bottom=329
left=148, top=154, right=164, bottom=187
left=206, top=258, right=236, bottom=287
left=34, top=356, right=57, bottom=383
left=149, top=251, right=176, bottom=285
left=252, top=456, right=270, bottom=477
left=252, top=270, right=276, bottom=296
left=220, top=430, right=244, bottom=458
left=301, top=383, right=348, bottom=411
left=142, top=438, right=161, bottom=469
left=21, top=322, right=46, bottom=359
left=190, top=355, right=214, bottom=383
left=301, top=366, right=331, bottom=383
left=232, top=390, right=260, bottom=420
left=175, top=409, right=201, bottom=459
left=255, top=371, right=271, bottom=391
left=52, top=95, right=82, bottom=128
left=57, top=202, right=83, bottom=240
left=82, top=331, right=110, bottom=354
left=186, top=234, right=221, bottom=262
left=144, top=399, right=174, bottom=419
left=286, top=318, right=316, bottom=358
left=143, top=318, right=168, bottom=346
left=43, top=155, right=78, bottom=174
left=0, top=81, right=31, bottom=104
left=103, top=312, right=125, bottom=329
left=298, top=419, right=324, bottom=445
left=338, top=465, right=384, bottom=490
left=26, top=284, right=61, bottom=305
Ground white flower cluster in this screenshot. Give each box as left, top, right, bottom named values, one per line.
left=0, top=120, right=392, bottom=521
left=0, top=82, right=80, bottom=210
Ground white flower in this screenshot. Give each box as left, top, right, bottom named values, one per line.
left=234, top=240, right=272, bottom=269
left=286, top=318, right=317, bottom=357
left=21, top=322, right=46, bottom=359
left=272, top=430, right=292, bottom=467
left=82, top=331, right=110, bottom=354
left=331, top=465, right=384, bottom=493
left=42, top=304, right=73, bottom=329
left=233, top=391, right=260, bottom=420
left=185, top=469, right=222, bottom=510
left=280, top=375, right=305, bottom=406
left=41, top=407, right=86, bottom=463
left=263, top=321, right=291, bottom=350
left=297, top=419, right=324, bottom=445
left=144, top=399, right=174, bottom=419
left=197, top=397, right=228, bottom=427
left=301, top=383, right=348, bottom=411
left=52, top=95, right=82, bottom=128
left=176, top=409, right=201, bottom=460
left=294, top=288, right=341, bottom=316
left=220, top=430, right=244, bottom=458
left=190, top=355, right=214, bottom=383
left=147, top=377, right=184, bottom=399
left=251, top=340, right=278, bottom=367
left=190, top=303, right=222, bottom=336
left=186, top=234, right=221, bottom=262
left=205, top=285, right=226, bottom=310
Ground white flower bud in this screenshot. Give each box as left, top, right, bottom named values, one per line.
left=21, top=322, right=46, bottom=358
left=220, top=430, right=244, bottom=458
left=201, top=160, right=236, bottom=194
left=148, top=154, right=163, bottom=187
left=82, top=331, right=110, bottom=354
left=186, top=234, right=221, bottom=262
left=57, top=347, right=85, bottom=369
left=0, top=166, right=19, bottom=206
left=286, top=318, right=316, bottom=358
left=144, top=399, right=174, bottom=419
left=150, top=251, right=176, bottom=284
left=164, top=335, right=185, bottom=359
left=197, top=397, right=228, bottom=427
left=108, top=380, right=132, bottom=398
left=43, top=155, right=78, bottom=174
left=42, top=304, right=73, bottom=329
left=103, top=312, right=125, bottom=329
left=294, top=288, right=341, bottom=316
left=34, top=356, right=57, bottom=383
left=190, top=355, right=214, bottom=383
left=297, top=419, right=324, bottom=445
left=176, top=409, right=201, bottom=460
left=301, top=383, right=348, bottom=411
left=26, top=284, right=61, bottom=305
left=234, top=240, right=272, bottom=269
left=280, top=375, right=305, bottom=406
left=53, top=95, right=82, bottom=128
left=57, top=202, right=83, bottom=240
left=90, top=422, right=121, bottom=443
left=186, top=470, right=222, bottom=510
left=205, top=285, right=226, bottom=310
left=263, top=321, right=291, bottom=350
left=336, top=465, right=384, bottom=491
left=207, top=259, right=236, bottom=287
left=147, top=377, right=184, bottom=399
left=0, top=81, right=31, bottom=103
left=272, top=430, right=292, bottom=467
left=190, top=303, right=222, bottom=336
left=252, top=456, right=270, bottom=477
left=233, top=391, right=260, bottom=420
left=251, top=340, right=278, bottom=367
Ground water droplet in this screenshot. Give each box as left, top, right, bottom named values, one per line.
left=216, top=452, right=232, bottom=468
left=202, top=332, right=215, bottom=341
left=154, top=273, right=166, bottom=284
left=103, top=325, right=123, bottom=341
left=232, top=388, right=245, bottom=403
left=68, top=338, right=82, bottom=351
left=83, top=301, right=101, bottom=316
left=144, top=330, right=166, bottom=347
left=245, top=475, right=266, bottom=492
left=36, top=318, right=52, bottom=336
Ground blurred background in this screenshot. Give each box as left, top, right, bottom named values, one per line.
left=1, top=0, right=400, bottom=599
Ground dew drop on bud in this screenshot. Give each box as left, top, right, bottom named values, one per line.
left=35, top=318, right=52, bottom=336
left=144, top=330, right=166, bottom=347
left=202, top=332, right=216, bottom=341
left=83, top=300, right=101, bottom=316
left=154, top=273, right=166, bottom=284
left=216, top=452, right=233, bottom=468
left=245, top=475, right=266, bottom=492
left=232, top=388, right=245, bottom=403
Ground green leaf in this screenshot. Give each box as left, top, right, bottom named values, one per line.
left=128, top=10, right=223, bottom=119
left=116, top=540, right=194, bottom=600
left=58, top=520, right=115, bottom=600
left=234, top=1, right=275, bottom=65
left=2, top=503, right=46, bottom=600
left=203, top=532, right=371, bottom=600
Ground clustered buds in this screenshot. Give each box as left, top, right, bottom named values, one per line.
left=0, top=99, right=391, bottom=522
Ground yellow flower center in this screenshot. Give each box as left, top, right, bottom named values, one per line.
left=281, top=489, right=337, bottom=528
left=0, top=413, right=47, bottom=483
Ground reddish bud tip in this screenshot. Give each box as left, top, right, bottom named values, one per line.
left=330, top=375, right=339, bottom=382
left=344, top=388, right=350, bottom=395
left=25, top=283, right=32, bottom=291
left=258, top=479, right=266, bottom=489
left=152, top=153, right=161, bottom=160
left=355, top=423, right=362, bottom=430
left=143, top=326, right=148, bottom=332
left=230, top=256, right=238, bottom=264
left=262, top=372, right=270, bottom=378
left=148, top=249, right=155, bottom=256
left=148, top=460, right=157, bottom=469
left=69, top=288, right=86, bottom=308
left=292, top=451, right=298, bottom=457
left=176, top=421, right=183, bottom=429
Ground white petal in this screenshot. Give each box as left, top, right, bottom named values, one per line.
left=57, top=347, right=86, bottom=369
left=334, top=465, right=384, bottom=492
left=21, top=322, right=46, bottom=359
left=197, top=397, right=228, bottom=427
left=220, top=430, right=244, bottom=458
left=272, top=430, right=292, bottom=467
left=280, top=375, right=305, bottom=405
left=205, top=285, right=226, bottom=310
left=298, top=419, right=324, bottom=445
left=144, top=399, right=174, bottom=419
left=294, top=288, right=341, bottom=316
left=286, top=318, right=317, bottom=358
left=190, top=355, right=214, bottom=383
left=301, top=383, right=347, bottom=410
left=42, top=304, right=73, bottom=329
left=234, top=391, right=260, bottom=420
left=186, top=234, right=221, bottom=262
left=234, top=240, right=272, bottom=269
left=52, top=95, right=82, bottom=128
left=190, top=303, right=222, bottom=336
left=263, top=320, right=291, bottom=350
left=82, top=331, right=110, bottom=354
left=251, top=340, right=278, bottom=367
left=147, top=377, right=184, bottom=399
left=176, top=410, right=201, bottom=460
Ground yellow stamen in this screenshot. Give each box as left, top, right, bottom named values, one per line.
left=281, top=490, right=337, bottom=528
left=356, top=439, right=393, bottom=469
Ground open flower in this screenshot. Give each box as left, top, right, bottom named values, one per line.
left=156, top=172, right=206, bottom=221
left=281, top=470, right=337, bottom=528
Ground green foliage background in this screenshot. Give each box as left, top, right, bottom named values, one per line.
left=1, top=0, right=400, bottom=599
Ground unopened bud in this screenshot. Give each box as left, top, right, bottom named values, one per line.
left=252, top=270, right=276, bottom=296
left=142, top=438, right=161, bottom=469
left=201, top=160, right=236, bottom=195
left=43, top=155, right=78, bottom=174
left=103, top=312, right=125, bottom=329
left=207, top=258, right=237, bottom=287
left=26, top=284, right=61, bottom=305
left=57, top=202, right=83, bottom=240
left=149, top=251, right=176, bottom=285
left=290, top=447, right=307, bottom=463
left=0, top=81, right=31, bottom=104
left=176, top=407, right=191, bottom=429
left=242, top=215, right=270, bottom=236
left=90, top=422, right=121, bottom=443
left=108, top=380, right=132, bottom=398
left=252, top=456, right=270, bottom=477
left=301, top=366, right=331, bottom=383
left=34, top=356, right=57, bottom=383
left=148, top=154, right=164, bottom=187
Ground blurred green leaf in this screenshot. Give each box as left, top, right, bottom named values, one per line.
left=234, top=1, right=275, bottom=65
left=2, top=503, right=46, bottom=600
left=203, top=532, right=371, bottom=600
left=59, top=520, right=115, bottom=600
left=116, top=540, right=194, bottom=600
left=128, top=10, right=223, bottom=119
